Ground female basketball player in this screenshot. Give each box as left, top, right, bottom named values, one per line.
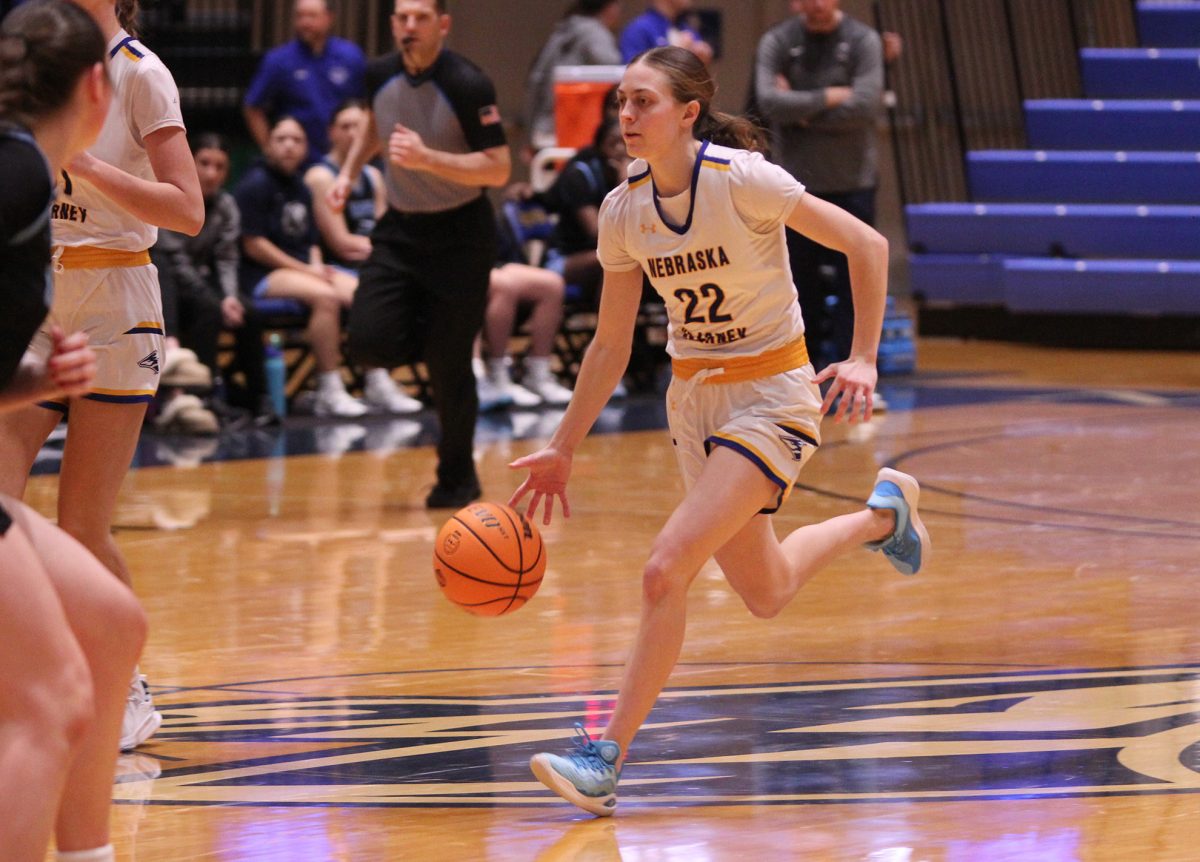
left=0, top=3, right=147, bottom=859
left=0, top=0, right=202, bottom=753
left=511, top=47, right=931, bottom=816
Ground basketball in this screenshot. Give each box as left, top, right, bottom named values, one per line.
left=433, top=502, right=546, bottom=616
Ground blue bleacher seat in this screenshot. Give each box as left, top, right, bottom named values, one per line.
left=906, top=202, right=1200, bottom=259
left=1137, top=1, right=1200, bottom=48
left=909, top=2, right=1200, bottom=324
left=1003, top=259, right=1200, bottom=314
left=908, top=254, right=1006, bottom=306
left=1081, top=48, right=1200, bottom=99
left=1025, top=100, right=1200, bottom=150
left=967, top=150, right=1200, bottom=203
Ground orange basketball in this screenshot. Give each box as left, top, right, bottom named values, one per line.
left=433, top=502, right=546, bottom=616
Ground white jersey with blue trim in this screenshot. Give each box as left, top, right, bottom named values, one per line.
left=597, top=140, right=808, bottom=359
left=53, top=30, right=185, bottom=251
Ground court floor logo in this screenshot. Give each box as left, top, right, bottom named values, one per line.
left=118, top=665, right=1200, bottom=807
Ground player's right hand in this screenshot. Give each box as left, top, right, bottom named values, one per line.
left=508, top=446, right=572, bottom=526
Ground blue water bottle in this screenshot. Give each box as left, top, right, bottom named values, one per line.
left=264, top=332, right=287, bottom=418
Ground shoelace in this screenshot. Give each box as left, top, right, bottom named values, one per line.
left=566, top=722, right=612, bottom=774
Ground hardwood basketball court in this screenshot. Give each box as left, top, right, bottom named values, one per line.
left=29, top=338, right=1200, bottom=861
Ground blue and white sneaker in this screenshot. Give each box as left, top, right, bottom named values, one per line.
left=865, top=468, right=931, bottom=575
left=530, top=723, right=622, bottom=816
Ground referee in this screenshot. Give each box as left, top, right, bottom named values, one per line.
left=333, top=0, right=511, bottom=508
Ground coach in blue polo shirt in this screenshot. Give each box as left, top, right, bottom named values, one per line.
left=619, top=0, right=712, bottom=64
left=243, top=0, right=366, bottom=162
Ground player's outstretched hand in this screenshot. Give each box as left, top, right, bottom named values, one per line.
left=508, top=446, right=572, bottom=526
left=815, top=356, right=878, bottom=424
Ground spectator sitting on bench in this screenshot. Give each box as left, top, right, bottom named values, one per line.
left=305, top=102, right=422, bottom=413
left=304, top=99, right=386, bottom=271
left=235, top=116, right=417, bottom=417
left=476, top=209, right=574, bottom=410
left=155, top=133, right=272, bottom=424
left=542, top=116, right=630, bottom=307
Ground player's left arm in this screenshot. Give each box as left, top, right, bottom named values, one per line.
left=68, top=125, right=203, bottom=235
left=786, top=193, right=888, bottom=420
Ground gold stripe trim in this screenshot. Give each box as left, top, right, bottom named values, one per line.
left=59, top=246, right=152, bottom=270
left=672, top=339, right=810, bottom=384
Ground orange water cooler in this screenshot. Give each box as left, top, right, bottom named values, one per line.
left=553, top=65, right=625, bottom=149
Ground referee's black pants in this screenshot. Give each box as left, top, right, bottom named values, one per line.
left=348, top=197, right=496, bottom=488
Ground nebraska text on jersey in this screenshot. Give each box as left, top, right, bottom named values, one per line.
left=646, top=246, right=731, bottom=279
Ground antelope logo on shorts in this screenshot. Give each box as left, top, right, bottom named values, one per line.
left=777, top=433, right=810, bottom=461
left=119, top=665, right=1200, bottom=808
left=137, top=351, right=160, bottom=375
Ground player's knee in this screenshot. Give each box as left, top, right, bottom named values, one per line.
left=23, top=649, right=96, bottom=760
left=740, top=591, right=785, bottom=620
left=73, top=577, right=148, bottom=667
left=641, top=551, right=687, bottom=606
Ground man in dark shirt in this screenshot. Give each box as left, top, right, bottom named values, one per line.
left=333, top=0, right=511, bottom=508
left=243, top=0, right=367, bottom=163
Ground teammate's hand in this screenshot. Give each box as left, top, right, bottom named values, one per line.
left=65, top=151, right=100, bottom=181
left=508, top=446, right=573, bottom=526
left=389, top=124, right=428, bottom=170
left=327, top=175, right=352, bottom=213
left=815, top=356, right=878, bottom=424
left=45, top=327, right=95, bottom=398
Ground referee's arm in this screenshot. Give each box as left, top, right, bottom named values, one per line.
left=388, top=123, right=511, bottom=188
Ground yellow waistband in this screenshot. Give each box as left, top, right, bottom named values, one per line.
left=671, top=339, right=811, bottom=384
left=58, top=246, right=152, bottom=270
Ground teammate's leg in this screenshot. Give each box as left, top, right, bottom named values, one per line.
left=0, top=405, right=65, bottom=498
left=0, top=507, right=95, bottom=861
left=55, top=399, right=147, bottom=587
left=8, top=500, right=146, bottom=853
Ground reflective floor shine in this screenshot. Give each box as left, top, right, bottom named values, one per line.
left=31, top=339, right=1200, bottom=861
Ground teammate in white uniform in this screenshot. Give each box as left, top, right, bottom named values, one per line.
left=513, top=46, right=931, bottom=816
left=0, top=5, right=149, bottom=861
left=0, top=0, right=202, bottom=755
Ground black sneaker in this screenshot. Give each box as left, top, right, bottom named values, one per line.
left=425, top=479, right=482, bottom=509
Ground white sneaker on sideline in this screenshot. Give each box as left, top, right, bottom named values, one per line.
left=314, top=386, right=368, bottom=418
left=477, top=374, right=514, bottom=412
left=364, top=373, right=423, bottom=414
left=525, top=373, right=573, bottom=406
left=120, top=675, right=162, bottom=751
left=505, top=380, right=543, bottom=408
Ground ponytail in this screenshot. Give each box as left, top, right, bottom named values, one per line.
left=116, top=0, right=140, bottom=38
left=696, top=109, right=768, bottom=153
left=0, top=0, right=107, bottom=127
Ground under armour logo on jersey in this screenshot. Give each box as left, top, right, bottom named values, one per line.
left=138, top=351, right=160, bottom=375
left=640, top=223, right=657, bottom=234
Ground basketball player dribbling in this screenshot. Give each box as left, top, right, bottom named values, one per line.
left=510, top=46, right=931, bottom=816
left=0, top=3, right=149, bottom=860
left=0, top=0, right=203, bottom=754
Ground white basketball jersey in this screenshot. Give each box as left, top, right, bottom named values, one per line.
left=598, top=141, right=808, bottom=359
left=53, top=31, right=185, bottom=251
